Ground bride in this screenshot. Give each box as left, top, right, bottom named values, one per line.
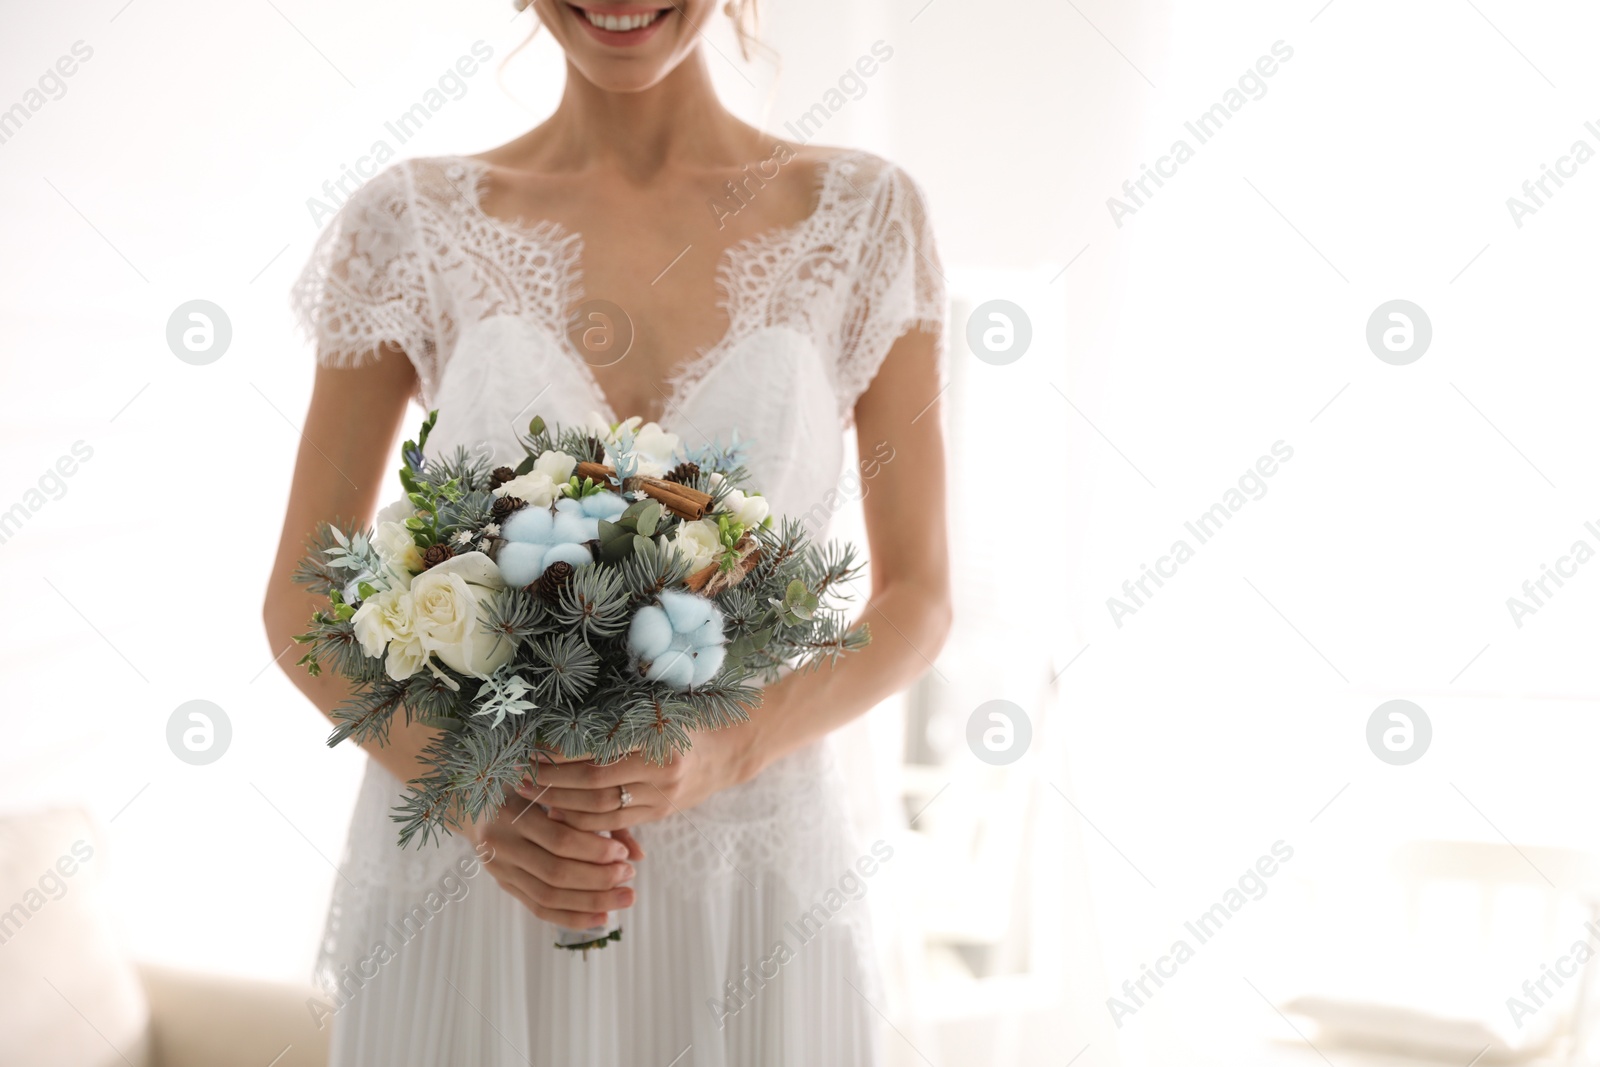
left=263, top=1, right=950, bottom=1063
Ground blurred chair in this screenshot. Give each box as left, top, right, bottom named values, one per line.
left=1281, top=840, right=1600, bottom=1066
left=0, top=807, right=327, bottom=1067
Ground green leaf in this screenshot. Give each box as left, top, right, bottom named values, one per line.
left=635, top=501, right=661, bottom=538
left=528, top=415, right=546, bottom=437
left=417, top=409, right=438, bottom=450
left=632, top=534, right=654, bottom=556
left=404, top=517, right=426, bottom=531
left=514, top=454, right=536, bottom=476
left=357, top=582, right=378, bottom=599
left=408, top=492, right=431, bottom=510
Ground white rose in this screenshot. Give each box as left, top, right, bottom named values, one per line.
left=671, top=518, right=722, bottom=573
left=371, top=521, right=424, bottom=587
left=408, top=552, right=514, bottom=680
left=533, top=449, right=576, bottom=484
left=351, top=588, right=414, bottom=659
left=494, top=471, right=561, bottom=508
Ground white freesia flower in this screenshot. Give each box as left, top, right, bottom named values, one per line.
left=716, top=488, right=769, bottom=529
left=351, top=588, right=430, bottom=682
left=352, top=588, right=413, bottom=658
left=370, top=521, right=424, bottom=587
left=736, top=494, right=769, bottom=528
left=588, top=413, right=680, bottom=478
left=533, top=449, right=576, bottom=484
left=408, top=552, right=514, bottom=682
left=631, top=423, right=679, bottom=478
left=671, top=518, right=722, bottom=573
left=385, top=636, right=427, bottom=682
left=494, top=471, right=560, bottom=507
left=373, top=498, right=416, bottom=526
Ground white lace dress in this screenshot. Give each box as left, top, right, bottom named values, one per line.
left=290, top=150, right=944, bottom=1067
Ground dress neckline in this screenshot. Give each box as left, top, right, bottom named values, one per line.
left=435, top=150, right=863, bottom=426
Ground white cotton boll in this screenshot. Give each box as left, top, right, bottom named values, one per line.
left=628, top=605, right=674, bottom=660
left=685, top=617, right=724, bottom=650
left=580, top=491, right=627, bottom=520
left=552, top=512, right=596, bottom=543
left=495, top=542, right=548, bottom=587
left=658, top=589, right=715, bottom=634
left=499, top=507, right=553, bottom=543
left=544, top=542, right=594, bottom=569
left=688, top=643, right=726, bottom=687
left=645, top=648, right=695, bottom=690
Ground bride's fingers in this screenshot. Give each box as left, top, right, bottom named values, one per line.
left=517, top=804, right=636, bottom=864
left=548, top=805, right=656, bottom=833
left=489, top=833, right=632, bottom=891
left=498, top=879, right=612, bottom=930
left=530, top=758, right=639, bottom=790
left=515, top=783, right=638, bottom=812
left=612, top=827, right=646, bottom=860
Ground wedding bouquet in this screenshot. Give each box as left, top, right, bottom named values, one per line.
left=293, top=410, right=868, bottom=949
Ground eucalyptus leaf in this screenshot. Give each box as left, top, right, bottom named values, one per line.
left=635, top=501, right=661, bottom=537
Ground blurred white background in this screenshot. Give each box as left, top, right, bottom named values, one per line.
left=5, top=1, right=1600, bottom=1065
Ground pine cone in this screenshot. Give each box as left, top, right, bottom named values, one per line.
left=533, top=560, right=575, bottom=602
left=664, top=461, right=701, bottom=485
left=422, top=543, right=454, bottom=569
left=488, top=466, right=517, bottom=490
left=581, top=436, right=607, bottom=464
left=490, top=495, right=525, bottom=520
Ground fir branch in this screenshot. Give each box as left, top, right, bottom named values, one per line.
left=481, top=588, right=551, bottom=648
left=527, top=630, right=601, bottom=704
left=328, top=680, right=408, bottom=747
left=553, top=565, right=631, bottom=640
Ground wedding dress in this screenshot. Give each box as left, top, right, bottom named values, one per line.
left=290, top=149, right=944, bottom=1067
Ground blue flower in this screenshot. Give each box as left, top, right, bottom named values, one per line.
left=627, top=589, right=727, bottom=690
left=495, top=491, right=625, bottom=587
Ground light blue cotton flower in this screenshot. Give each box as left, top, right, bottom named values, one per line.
left=495, top=491, right=625, bottom=587
left=627, top=589, right=727, bottom=690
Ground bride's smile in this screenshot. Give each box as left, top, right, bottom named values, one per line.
left=564, top=3, right=677, bottom=46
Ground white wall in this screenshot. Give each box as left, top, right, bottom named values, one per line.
left=5, top=1, right=1599, bottom=1065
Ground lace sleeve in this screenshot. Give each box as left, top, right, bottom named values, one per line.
left=289, top=162, right=439, bottom=400
left=834, top=162, right=947, bottom=422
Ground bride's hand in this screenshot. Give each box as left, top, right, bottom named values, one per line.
left=515, top=723, right=760, bottom=833
left=466, top=796, right=644, bottom=929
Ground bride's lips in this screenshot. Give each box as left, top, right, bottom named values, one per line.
left=565, top=3, right=675, bottom=47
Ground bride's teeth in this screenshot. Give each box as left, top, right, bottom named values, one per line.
left=584, top=9, right=660, bottom=31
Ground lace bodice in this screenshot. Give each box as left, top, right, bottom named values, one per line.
left=289, top=149, right=944, bottom=912
left=291, top=150, right=944, bottom=435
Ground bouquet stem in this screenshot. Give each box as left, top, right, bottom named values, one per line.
left=553, top=827, right=623, bottom=955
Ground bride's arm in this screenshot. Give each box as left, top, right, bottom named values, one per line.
left=524, top=328, right=952, bottom=827
left=262, top=352, right=640, bottom=930
left=742, top=326, right=953, bottom=769
left=262, top=353, right=419, bottom=778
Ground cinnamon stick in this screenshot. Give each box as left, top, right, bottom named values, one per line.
left=574, top=462, right=712, bottom=520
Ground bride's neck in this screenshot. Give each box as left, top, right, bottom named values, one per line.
left=535, top=51, right=760, bottom=178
